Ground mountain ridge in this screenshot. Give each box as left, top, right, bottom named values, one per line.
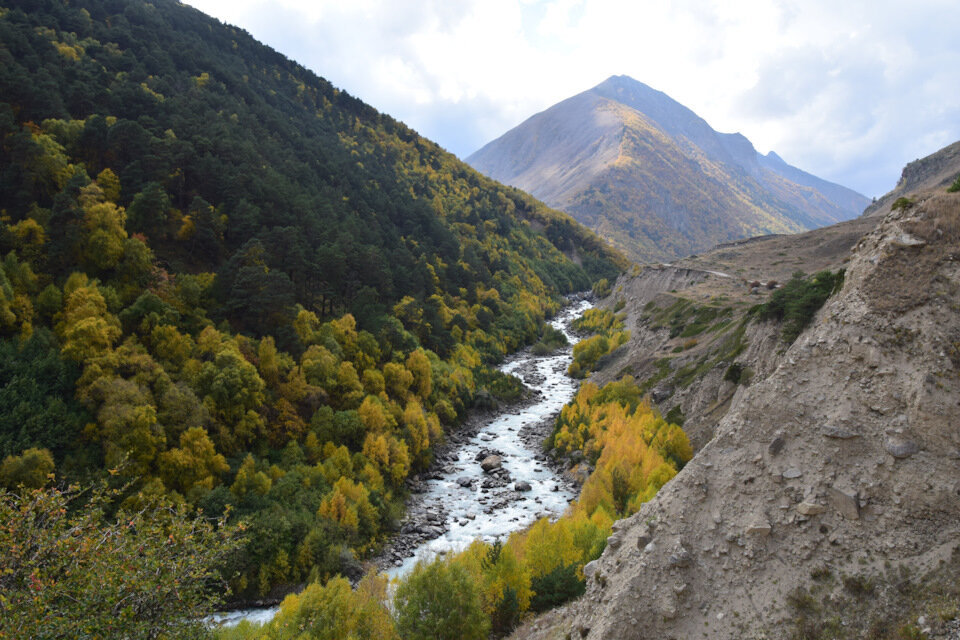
left=468, top=75, right=870, bottom=262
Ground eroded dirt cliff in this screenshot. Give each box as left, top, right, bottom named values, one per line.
left=514, top=190, right=960, bottom=640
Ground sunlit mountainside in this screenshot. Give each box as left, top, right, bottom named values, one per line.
left=468, top=75, right=870, bottom=262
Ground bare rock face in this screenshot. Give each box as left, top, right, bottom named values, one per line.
left=510, top=191, right=960, bottom=640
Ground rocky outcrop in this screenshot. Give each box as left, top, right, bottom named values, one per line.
left=863, top=140, right=960, bottom=218
left=512, top=190, right=960, bottom=639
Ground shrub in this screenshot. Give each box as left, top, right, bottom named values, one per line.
left=529, top=563, right=585, bottom=613
left=1, top=482, right=241, bottom=640
left=842, top=574, right=876, bottom=597
left=591, top=278, right=612, bottom=298
left=756, top=270, right=844, bottom=343
left=723, top=362, right=744, bottom=384
left=947, top=174, right=960, bottom=193
left=892, top=197, right=914, bottom=211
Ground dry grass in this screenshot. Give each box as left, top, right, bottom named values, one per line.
left=783, top=546, right=960, bottom=640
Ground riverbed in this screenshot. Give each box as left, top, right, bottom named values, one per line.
left=210, top=297, right=590, bottom=628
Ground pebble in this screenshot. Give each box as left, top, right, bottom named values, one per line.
left=746, top=517, right=772, bottom=536
left=796, top=502, right=826, bottom=516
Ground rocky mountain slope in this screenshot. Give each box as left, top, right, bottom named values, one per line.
left=513, top=147, right=960, bottom=639
left=581, top=210, right=875, bottom=451
left=468, top=76, right=870, bottom=263
left=864, top=140, right=960, bottom=217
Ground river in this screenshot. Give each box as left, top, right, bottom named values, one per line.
left=209, top=297, right=590, bottom=628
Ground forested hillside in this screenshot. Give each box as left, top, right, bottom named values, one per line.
left=0, top=0, right=623, bottom=603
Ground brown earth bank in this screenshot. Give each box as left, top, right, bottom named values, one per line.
left=510, top=176, right=960, bottom=637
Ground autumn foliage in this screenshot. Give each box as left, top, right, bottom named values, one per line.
left=224, top=374, right=689, bottom=638
left=567, top=308, right=630, bottom=378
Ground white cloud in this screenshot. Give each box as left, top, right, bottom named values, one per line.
left=185, top=0, right=960, bottom=197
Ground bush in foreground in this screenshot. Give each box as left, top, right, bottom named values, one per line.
left=0, top=482, right=241, bottom=640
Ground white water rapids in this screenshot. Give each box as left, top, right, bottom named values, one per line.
left=210, top=298, right=590, bottom=628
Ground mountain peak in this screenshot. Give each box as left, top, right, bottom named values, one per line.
left=765, top=150, right=786, bottom=164
left=596, top=74, right=649, bottom=90
left=467, top=80, right=870, bottom=262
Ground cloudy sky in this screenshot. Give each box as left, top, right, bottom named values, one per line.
left=185, top=0, right=960, bottom=198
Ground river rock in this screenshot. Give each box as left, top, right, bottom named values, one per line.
left=456, top=477, right=473, bottom=488
left=515, top=481, right=532, bottom=492
left=481, top=455, right=502, bottom=472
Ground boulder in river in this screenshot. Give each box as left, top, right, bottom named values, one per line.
left=481, top=455, right=503, bottom=472
left=515, top=481, right=532, bottom=492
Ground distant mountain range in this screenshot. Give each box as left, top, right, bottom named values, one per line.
left=468, top=75, right=871, bottom=262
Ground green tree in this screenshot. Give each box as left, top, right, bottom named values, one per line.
left=394, top=558, right=490, bottom=640
left=126, top=181, right=173, bottom=239
left=0, top=330, right=88, bottom=459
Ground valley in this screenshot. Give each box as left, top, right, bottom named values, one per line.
left=212, top=298, right=590, bottom=627
left=0, top=1, right=957, bottom=639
